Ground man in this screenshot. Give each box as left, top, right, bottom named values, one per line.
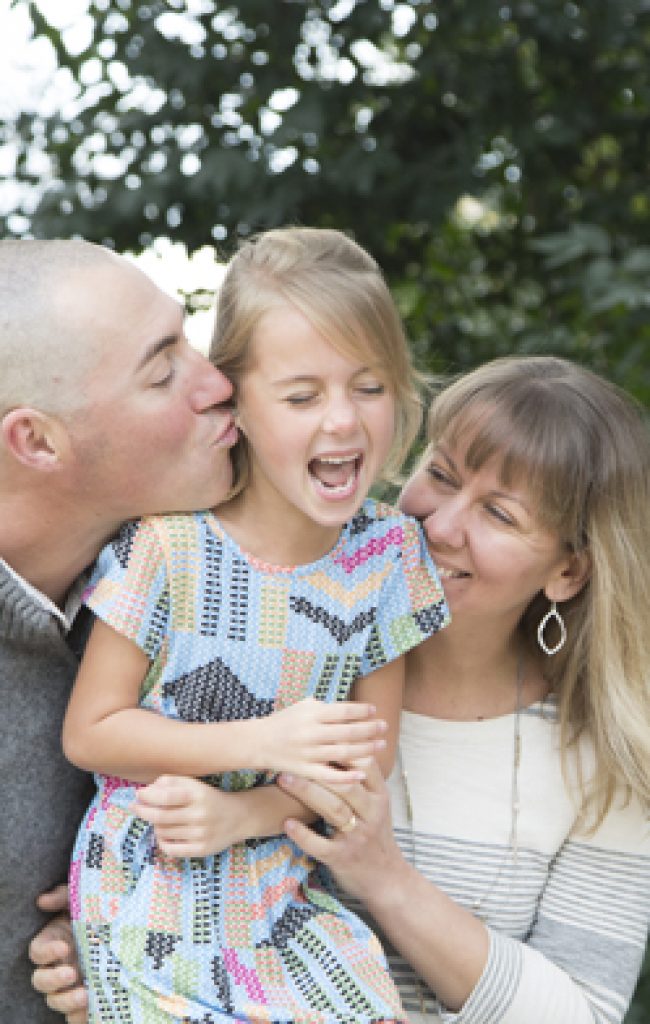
left=0, top=238, right=236, bottom=1022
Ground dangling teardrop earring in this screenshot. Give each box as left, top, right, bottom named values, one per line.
left=537, top=600, right=566, bottom=656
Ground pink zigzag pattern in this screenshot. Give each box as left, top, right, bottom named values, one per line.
left=333, top=525, right=404, bottom=574
left=222, top=948, right=268, bottom=1003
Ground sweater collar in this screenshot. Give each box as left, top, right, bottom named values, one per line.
left=0, top=558, right=87, bottom=637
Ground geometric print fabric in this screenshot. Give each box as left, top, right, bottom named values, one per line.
left=70, top=499, right=449, bottom=1022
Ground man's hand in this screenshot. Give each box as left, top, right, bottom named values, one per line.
left=29, top=885, right=88, bottom=1024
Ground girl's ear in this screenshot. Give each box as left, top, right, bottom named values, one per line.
left=1, top=407, right=69, bottom=471
left=545, top=549, right=592, bottom=604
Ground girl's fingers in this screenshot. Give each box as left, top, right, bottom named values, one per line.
left=326, top=719, right=388, bottom=741
left=278, top=769, right=375, bottom=826
left=324, top=737, right=387, bottom=761
left=156, top=839, right=209, bottom=858
left=317, top=701, right=377, bottom=722
left=136, top=776, right=191, bottom=807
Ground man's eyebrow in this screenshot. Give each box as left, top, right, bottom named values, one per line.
left=135, top=335, right=178, bottom=373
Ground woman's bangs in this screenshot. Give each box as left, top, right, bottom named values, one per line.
left=432, top=398, right=574, bottom=530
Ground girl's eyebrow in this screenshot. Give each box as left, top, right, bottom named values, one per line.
left=271, top=366, right=374, bottom=387
left=271, top=374, right=319, bottom=386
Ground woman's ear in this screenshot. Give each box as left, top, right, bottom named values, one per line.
left=545, top=548, right=592, bottom=604
left=1, top=407, right=69, bottom=471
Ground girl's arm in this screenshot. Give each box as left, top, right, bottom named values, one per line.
left=351, top=657, right=404, bottom=776
left=130, top=659, right=404, bottom=857
left=62, top=618, right=388, bottom=784
left=132, top=775, right=321, bottom=858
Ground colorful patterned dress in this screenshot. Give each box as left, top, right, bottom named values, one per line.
left=70, top=500, right=449, bottom=1024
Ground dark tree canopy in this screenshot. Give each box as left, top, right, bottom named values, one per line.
left=4, top=0, right=650, bottom=407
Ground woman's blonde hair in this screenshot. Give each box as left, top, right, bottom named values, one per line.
left=209, top=226, right=424, bottom=494
left=425, top=355, right=650, bottom=823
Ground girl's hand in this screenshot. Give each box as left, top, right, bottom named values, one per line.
left=29, top=885, right=88, bottom=1024
left=258, top=698, right=387, bottom=782
left=132, top=775, right=252, bottom=858
left=278, top=758, right=402, bottom=901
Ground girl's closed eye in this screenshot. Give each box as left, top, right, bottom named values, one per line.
left=285, top=391, right=318, bottom=406
left=356, top=382, right=386, bottom=396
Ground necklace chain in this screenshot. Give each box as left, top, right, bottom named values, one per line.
left=398, top=656, right=524, bottom=1016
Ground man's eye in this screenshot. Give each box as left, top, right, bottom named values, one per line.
left=152, top=367, right=174, bottom=388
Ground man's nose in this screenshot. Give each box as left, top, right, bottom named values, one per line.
left=192, top=354, right=233, bottom=410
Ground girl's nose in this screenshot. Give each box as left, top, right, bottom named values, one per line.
left=322, top=393, right=359, bottom=434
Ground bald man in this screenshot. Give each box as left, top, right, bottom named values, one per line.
left=0, top=239, right=236, bottom=1022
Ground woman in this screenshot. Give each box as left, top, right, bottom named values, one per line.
left=279, top=355, right=650, bottom=1023
left=31, top=356, right=650, bottom=1023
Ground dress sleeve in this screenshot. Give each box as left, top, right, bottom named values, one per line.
left=84, top=517, right=171, bottom=661
left=360, top=512, right=449, bottom=675
left=438, top=794, right=650, bottom=1024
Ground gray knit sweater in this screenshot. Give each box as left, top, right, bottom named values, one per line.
left=0, top=563, right=93, bottom=1022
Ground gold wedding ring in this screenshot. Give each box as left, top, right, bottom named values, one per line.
left=339, top=813, right=357, bottom=834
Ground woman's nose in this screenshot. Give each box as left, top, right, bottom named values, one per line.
left=421, top=500, right=466, bottom=549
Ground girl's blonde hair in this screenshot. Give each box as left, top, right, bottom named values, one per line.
left=209, top=226, right=424, bottom=494
left=425, top=355, right=650, bottom=823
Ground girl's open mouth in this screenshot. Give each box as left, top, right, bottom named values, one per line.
left=309, top=454, right=362, bottom=498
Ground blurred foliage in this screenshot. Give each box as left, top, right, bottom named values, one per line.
left=3, top=0, right=649, bottom=406
left=2, top=0, right=649, bottom=1014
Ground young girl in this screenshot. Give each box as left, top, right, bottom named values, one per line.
left=63, top=227, right=449, bottom=1024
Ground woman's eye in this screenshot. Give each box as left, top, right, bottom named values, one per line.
left=487, top=504, right=514, bottom=526
left=356, top=383, right=385, bottom=396
left=427, top=464, right=453, bottom=486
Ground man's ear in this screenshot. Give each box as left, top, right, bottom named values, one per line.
left=1, top=408, right=69, bottom=471
left=545, top=548, right=592, bottom=604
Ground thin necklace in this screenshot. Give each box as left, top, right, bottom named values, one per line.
left=398, top=656, right=523, bottom=1014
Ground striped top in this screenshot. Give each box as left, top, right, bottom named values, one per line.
left=346, top=700, right=649, bottom=1024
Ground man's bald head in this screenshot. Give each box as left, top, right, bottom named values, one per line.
left=0, top=239, right=126, bottom=417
